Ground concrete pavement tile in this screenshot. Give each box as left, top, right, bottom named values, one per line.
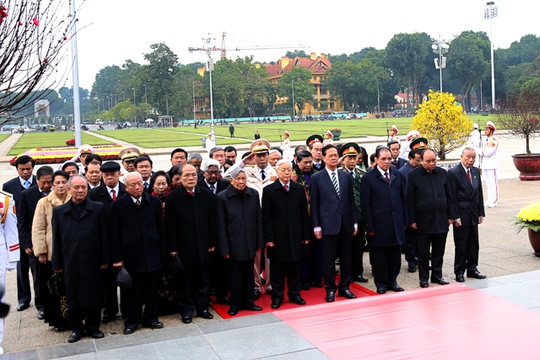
left=198, top=313, right=280, bottom=335
left=482, top=280, right=540, bottom=309
left=205, top=322, right=314, bottom=360
left=261, top=348, right=330, bottom=360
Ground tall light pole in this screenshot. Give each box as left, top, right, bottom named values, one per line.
left=377, top=79, right=380, bottom=114
left=432, top=36, right=449, bottom=92
left=192, top=81, right=197, bottom=124
left=485, top=1, right=498, bottom=110
left=132, top=88, right=136, bottom=123
left=291, top=80, right=295, bottom=120
left=143, top=84, right=148, bottom=103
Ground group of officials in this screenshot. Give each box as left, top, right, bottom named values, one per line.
left=0, top=122, right=495, bottom=349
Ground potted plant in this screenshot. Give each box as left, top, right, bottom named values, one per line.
left=497, top=79, right=540, bottom=180
left=512, top=202, right=540, bottom=256
left=330, top=128, right=342, bottom=140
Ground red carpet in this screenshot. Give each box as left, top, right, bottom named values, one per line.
left=275, top=284, right=540, bottom=359
left=210, top=281, right=376, bottom=319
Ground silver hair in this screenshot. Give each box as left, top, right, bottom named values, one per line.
left=275, top=159, right=291, bottom=169
left=230, top=167, right=246, bottom=179
left=462, top=146, right=476, bottom=154
left=68, top=174, right=88, bottom=187
left=188, top=152, right=203, bottom=161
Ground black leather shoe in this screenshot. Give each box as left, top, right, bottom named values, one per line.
left=197, top=310, right=213, bottom=320
left=325, top=291, right=335, bottom=302
left=181, top=316, right=192, bottom=324
left=301, top=282, right=311, bottom=290
left=87, top=330, right=104, bottom=339
left=271, top=300, right=282, bottom=309
left=408, top=264, right=417, bottom=273
left=420, top=281, right=429, bottom=288
left=228, top=307, right=239, bottom=316
left=338, top=289, right=357, bottom=299
left=37, top=311, right=45, bottom=320
left=376, top=287, right=387, bottom=294
left=389, top=285, right=405, bottom=292
left=102, top=315, right=116, bottom=324
left=142, top=321, right=164, bottom=329
left=456, top=273, right=465, bottom=282
left=353, top=275, right=369, bottom=283
left=310, top=279, right=323, bottom=288
left=246, top=305, right=262, bottom=311
left=254, top=288, right=260, bottom=300
left=216, top=296, right=230, bottom=305
left=467, top=271, right=486, bottom=279
left=431, top=278, right=450, bottom=285
left=123, top=326, right=137, bottom=335
left=17, top=303, right=29, bottom=311
left=290, top=297, right=306, bottom=305
left=68, top=331, right=82, bottom=343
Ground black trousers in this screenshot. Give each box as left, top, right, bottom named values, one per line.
left=177, top=264, right=209, bottom=317
left=453, top=225, right=480, bottom=274
left=228, top=259, right=255, bottom=310
left=369, top=245, right=402, bottom=289
left=351, top=222, right=366, bottom=277
left=124, top=270, right=159, bottom=327
left=321, top=226, right=352, bottom=292
left=270, top=260, right=301, bottom=302
left=68, top=305, right=101, bottom=334
left=417, top=232, right=448, bottom=281
left=101, top=267, right=120, bottom=318
left=404, top=228, right=418, bottom=267
left=209, top=251, right=229, bottom=300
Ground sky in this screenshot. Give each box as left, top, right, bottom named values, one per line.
left=70, top=0, right=540, bottom=91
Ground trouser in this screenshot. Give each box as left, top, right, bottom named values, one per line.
left=404, top=228, right=418, bottom=267
left=0, top=246, right=6, bottom=343
left=209, top=251, right=229, bottom=300
left=68, top=306, right=101, bottom=334
left=417, top=232, right=448, bottom=281
left=483, top=169, right=498, bottom=206
left=124, top=271, right=159, bottom=327
left=16, top=252, right=31, bottom=306
left=228, top=259, right=255, bottom=310
left=270, top=260, right=301, bottom=302
left=369, top=245, right=402, bottom=289
left=321, top=227, right=352, bottom=293
left=102, top=267, right=120, bottom=318
left=453, top=224, right=480, bottom=275
left=178, top=264, right=209, bottom=317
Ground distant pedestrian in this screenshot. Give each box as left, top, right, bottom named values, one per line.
left=482, top=121, right=498, bottom=207
left=254, top=131, right=260, bottom=140
left=229, top=124, right=235, bottom=138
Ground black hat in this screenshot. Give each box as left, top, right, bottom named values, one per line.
left=116, top=267, right=133, bottom=289
left=410, top=137, right=429, bottom=150
left=306, top=134, right=323, bottom=146
left=170, top=255, right=185, bottom=280
left=339, top=142, right=360, bottom=157
left=100, top=161, right=121, bottom=172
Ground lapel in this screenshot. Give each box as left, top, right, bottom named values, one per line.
left=459, top=166, right=474, bottom=191
left=322, top=169, right=340, bottom=199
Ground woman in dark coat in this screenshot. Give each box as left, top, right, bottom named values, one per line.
left=216, top=168, right=264, bottom=316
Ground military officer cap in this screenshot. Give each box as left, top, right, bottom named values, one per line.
left=77, top=144, right=94, bottom=155
left=306, top=134, right=323, bottom=146
left=410, top=137, right=429, bottom=150
left=486, top=121, right=497, bottom=132
left=100, top=161, right=121, bottom=173
left=119, top=147, right=140, bottom=161
left=339, top=142, right=360, bottom=157
left=249, top=139, right=270, bottom=154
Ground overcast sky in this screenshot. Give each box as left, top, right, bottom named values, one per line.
left=71, top=0, right=540, bottom=91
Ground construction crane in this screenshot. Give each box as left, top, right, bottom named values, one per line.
left=188, top=31, right=310, bottom=60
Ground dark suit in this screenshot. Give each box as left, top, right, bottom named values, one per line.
left=3, top=176, right=36, bottom=306
left=391, top=157, right=407, bottom=169
left=88, top=182, right=127, bottom=319
left=361, top=166, right=407, bottom=290
left=262, top=181, right=310, bottom=302
left=165, top=185, right=215, bottom=318
left=197, top=178, right=229, bottom=195
left=310, top=169, right=357, bottom=293
left=448, top=165, right=485, bottom=275
left=406, top=166, right=456, bottom=282
left=110, top=192, right=166, bottom=328
left=399, top=162, right=418, bottom=269
left=17, top=186, right=48, bottom=311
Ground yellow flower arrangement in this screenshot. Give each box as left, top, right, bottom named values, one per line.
left=512, top=202, right=540, bottom=233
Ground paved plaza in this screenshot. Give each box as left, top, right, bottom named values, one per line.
left=0, top=131, right=538, bottom=358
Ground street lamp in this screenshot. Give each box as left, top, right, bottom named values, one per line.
left=291, top=80, right=295, bottom=120
left=192, top=81, right=197, bottom=124
left=485, top=1, right=498, bottom=110
left=132, top=88, right=136, bottom=106
left=203, top=35, right=216, bottom=139
left=143, top=84, right=148, bottom=103
left=432, top=36, right=449, bottom=92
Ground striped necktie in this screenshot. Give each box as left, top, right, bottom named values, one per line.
left=331, top=171, right=340, bottom=197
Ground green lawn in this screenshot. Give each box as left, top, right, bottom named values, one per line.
left=8, top=132, right=111, bottom=156
left=95, top=114, right=496, bottom=148
left=0, top=134, right=9, bottom=144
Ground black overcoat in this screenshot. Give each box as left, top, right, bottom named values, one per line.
left=165, top=185, right=215, bottom=267
left=51, top=199, right=108, bottom=309
left=216, top=186, right=264, bottom=261
left=262, top=181, right=310, bottom=262
left=109, top=192, right=166, bottom=274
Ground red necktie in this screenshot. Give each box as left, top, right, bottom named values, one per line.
left=384, top=172, right=390, bottom=182
left=188, top=190, right=194, bottom=196
left=467, top=169, right=472, bottom=183
left=111, top=189, right=117, bottom=201
left=284, top=184, right=289, bottom=192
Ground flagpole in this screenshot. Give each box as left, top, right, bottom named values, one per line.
left=70, top=0, right=82, bottom=147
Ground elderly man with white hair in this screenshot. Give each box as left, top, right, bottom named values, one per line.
left=198, top=159, right=229, bottom=195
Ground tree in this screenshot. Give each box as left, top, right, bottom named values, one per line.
left=446, top=31, right=490, bottom=111
left=236, top=56, right=268, bottom=118
left=285, top=50, right=307, bottom=58
left=412, top=90, right=471, bottom=160
left=142, top=43, right=178, bottom=114
left=204, top=59, right=244, bottom=118
left=278, top=67, right=313, bottom=117
left=169, top=66, right=198, bottom=119
left=0, top=1, right=80, bottom=122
